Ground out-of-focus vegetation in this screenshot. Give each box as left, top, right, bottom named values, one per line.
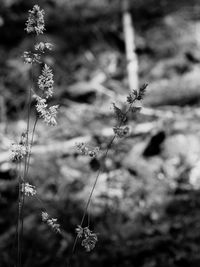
left=1, top=0, right=200, bottom=267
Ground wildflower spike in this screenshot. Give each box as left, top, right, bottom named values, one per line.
left=137, top=83, right=148, bottom=100
left=112, top=103, right=126, bottom=122
left=41, top=211, right=61, bottom=234
left=35, top=42, right=53, bottom=53
left=75, top=143, right=100, bottom=158
left=25, top=5, right=45, bottom=35
left=113, top=126, right=130, bottom=138
left=75, top=225, right=98, bottom=252
left=22, top=183, right=37, bottom=196
left=38, top=64, right=54, bottom=98
left=11, top=143, right=29, bottom=162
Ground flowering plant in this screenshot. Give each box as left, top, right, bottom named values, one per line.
left=12, top=5, right=60, bottom=267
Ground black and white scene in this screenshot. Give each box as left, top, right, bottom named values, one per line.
left=1, top=0, right=200, bottom=267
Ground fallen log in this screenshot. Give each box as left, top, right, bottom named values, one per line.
left=144, top=66, right=200, bottom=106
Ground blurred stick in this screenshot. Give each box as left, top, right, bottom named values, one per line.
left=122, top=0, right=139, bottom=91
left=0, top=95, right=7, bottom=133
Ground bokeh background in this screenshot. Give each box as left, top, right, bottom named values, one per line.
left=1, top=0, right=200, bottom=266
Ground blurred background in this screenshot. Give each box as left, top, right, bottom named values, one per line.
left=1, top=0, right=200, bottom=266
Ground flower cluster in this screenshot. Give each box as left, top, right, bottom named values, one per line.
left=35, top=42, right=53, bottom=53
left=76, top=225, right=98, bottom=252
left=113, top=126, right=130, bottom=138
left=11, top=143, right=29, bottom=162
left=131, top=106, right=142, bottom=113
left=34, top=63, right=58, bottom=125
left=127, top=90, right=137, bottom=104
left=112, top=103, right=126, bottom=122
left=34, top=95, right=59, bottom=126
left=23, top=5, right=58, bottom=127
left=34, top=95, right=47, bottom=117
left=38, top=64, right=54, bottom=98
left=127, top=83, right=148, bottom=104
left=25, top=5, right=45, bottom=35
left=44, top=105, right=59, bottom=126
left=75, top=142, right=100, bottom=158
left=23, top=51, right=41, bottom=64
left=42, top=211, right=61, bottom=233
left=22, top=183, right=37, bottom=196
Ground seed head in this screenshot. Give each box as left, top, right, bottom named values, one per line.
left=22, top=183, right=37, bottom=196
left=112, top=103, right=126, bottom=122
left=137, top=83, right=148, bottom=100
left=75, top=143, right=100, bottom=158
left=127, top=84, right=148, bottom=103
left=34, top=95, right=59, bottom=126
left=75, top=225, right=84, bottom=238
left=11, top=143, right=28, bottom=162
left=38, top=64, right=54, bottom=98
left=76, top=225, right=98, bottom=252
left=23, top=51, right=41, bottom=64
left=44, top=105, right=59, bottom=126
left=41, top=211, right=61, bottom=234
left=81, top=233, right=98, bottom=252
left=113, top=126, right=130, bottom=138
left=34, top=95, right=48, bottom=117
left=25, top=5, right=45, bottom=35
left=35, top=42, right=53, bottom=53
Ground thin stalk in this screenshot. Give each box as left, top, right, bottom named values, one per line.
left=20, top=115, right=38, bottom=266
left=68, top=102, right=133, bottom=266
left=35, top=194, right=49, bottom=211
left=79, top=135, right=115, bottom=229
left=24, top=69, right=33, bottom=176
left=10, top=164, right=20, bottom=267
left=26, top=116, right=38, bottom=175
left=19, top=64, right=34, bottom=267
left=87, top=211, right=90, bottom=228
left=17, top=163, right=22, bottom=267
left=78, top=104, right=132, bottom=229
left=70, top=135, right=116, bottom=257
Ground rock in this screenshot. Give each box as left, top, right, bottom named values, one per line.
left=162, top=134, right=200, bottom=165
left=144, top=66, right=200, bottom=106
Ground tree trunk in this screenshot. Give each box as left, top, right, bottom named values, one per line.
left=122, top=0, right=139, bottom=91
